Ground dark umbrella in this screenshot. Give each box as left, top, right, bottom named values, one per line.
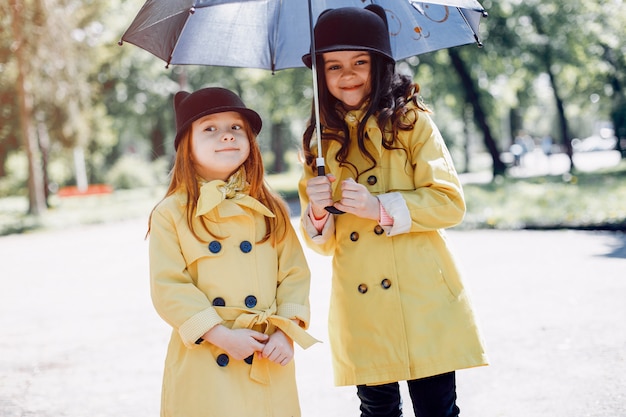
left=120, top=0, right=487, bottom=206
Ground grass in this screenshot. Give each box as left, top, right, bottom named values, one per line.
left=1, top=158, right=625, bottom=237
left=460, top=161, right=626, bottom=230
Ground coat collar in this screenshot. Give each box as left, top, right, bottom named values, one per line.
left=195, top=179, right=275, bottom=218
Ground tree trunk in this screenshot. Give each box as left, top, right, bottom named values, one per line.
left=546, top=65, right=574, bottom=165
left=271, top=123, right=286, bottom=174
left=9, top=0, right=47, bottom=215
left=448, top=48, right=506, bottom=177
left=462, top=105, right=471, bottom=173
left=529, top=9, right=574, bottom=171
left=601, top=43, right=626, bottom=159
left=150, top=123, right=166, bottom=160
left=37, top=117, right=51, bottom=205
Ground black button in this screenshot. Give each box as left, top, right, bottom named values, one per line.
left=358, top=284, right=368, bottom=294
left=208, top=241, right=222, bottom=253
left=245, top=295, right=257, bottom=308
left=244, top=354, right=254, bottom=365
left=212, top=297, right=226, bottom=307
left=216, top=354, right=229, bottom=367
left=367, top=175, right=377, bottom=185
left=381, top=278, right=391, bottom=289
left=240, top=241, right=252, bottom=253
left=374, top=225, right=384, bottom=235
left=350, top=232, right=359, bottom=241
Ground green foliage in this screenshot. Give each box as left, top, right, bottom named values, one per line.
left=105, top=154, right=170, bottom=190
left=0, top=152, right=28, bottom=196
left=461, top=162, right=626, bottom=230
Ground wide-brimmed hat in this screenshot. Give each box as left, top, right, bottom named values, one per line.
left=302, top=5, right=393, bottom=68
left=173, top=87, right=262, bottom=150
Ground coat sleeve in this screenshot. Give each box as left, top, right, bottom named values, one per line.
left=275, top=219, right=313, bottom=329
left=149, top=205, right=223, bottom=348
left=385, top=112, right=466, bottom=233
left=297, top=166, right=338, bottom=256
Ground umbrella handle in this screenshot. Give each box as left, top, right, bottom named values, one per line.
left=317, top=161, right=345, bottom=215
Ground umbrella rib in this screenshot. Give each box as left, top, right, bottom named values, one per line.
left=270, top=0, right=281, bottom=73
left=455, top=6, right=483, bottom=46
left=167, top=7, right=196, bottom=65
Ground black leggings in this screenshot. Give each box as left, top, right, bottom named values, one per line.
left=356, top=372, right=460, bottom=417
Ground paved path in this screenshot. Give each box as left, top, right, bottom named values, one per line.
left=1, top=218, right=625, bottom=416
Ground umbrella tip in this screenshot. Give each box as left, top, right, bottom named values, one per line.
left=118, top=40, right=123, bottom=46
left=474, top=35, right=484, bottom=48
left=482, top=10, right=489, bottom=18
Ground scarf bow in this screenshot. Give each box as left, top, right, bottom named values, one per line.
left=196, top=177, right=274, bottom=218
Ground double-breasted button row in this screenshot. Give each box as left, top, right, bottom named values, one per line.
left=357, top=279, right=393, bottom=294
left=216, top=353, right=254, bottom=367
left=212, top=295, right=257, bottom=308
left=208, top=240, right=253, bottom=254
left=349, top=225, right=385, bottom=242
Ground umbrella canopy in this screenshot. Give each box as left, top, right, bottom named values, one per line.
left=120, top=0, right=487, bottom=213
left=120, top=0, right=487, bottom=72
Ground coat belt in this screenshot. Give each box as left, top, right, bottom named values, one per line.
left=217, top=301, right=319, bottom=384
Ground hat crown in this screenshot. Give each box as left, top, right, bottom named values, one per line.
left=303, top=5, right=393, bottom=68
left=173, top=87, right=262, bottom=150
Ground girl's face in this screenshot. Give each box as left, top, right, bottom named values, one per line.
left=190, top=111, right=250, bottom=181
left=323, top=50, right=372, bottom=110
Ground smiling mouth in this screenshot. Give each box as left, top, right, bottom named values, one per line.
left=217, top=148, right=239, bottom=152
left=342, top=85, right=362, bottom=91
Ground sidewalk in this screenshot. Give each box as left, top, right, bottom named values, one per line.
left=1, top=219, right=625, bottom=416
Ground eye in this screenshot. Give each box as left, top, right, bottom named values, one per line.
left=355, top=59, right=369, bottom=66
left=204, top=125, right=217, bottom=132
left=326, top=64, right=340, bottom=71
left=231, top=124, right=243, bottom=131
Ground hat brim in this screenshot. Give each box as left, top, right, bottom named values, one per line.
left=302, top=46, right=394, bottom=68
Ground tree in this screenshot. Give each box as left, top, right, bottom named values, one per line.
left=8, top=0, right=46, bottom=214
left=448, top=47, right=506, bottom=176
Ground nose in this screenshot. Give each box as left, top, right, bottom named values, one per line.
left=341, top=67, right=356, bottom=77
left=221, top=131, right=235, bottom=141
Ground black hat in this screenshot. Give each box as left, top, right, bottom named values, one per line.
left=302, top=5, right=393, bottom=68
left=173, top=87, right=262, bottom=150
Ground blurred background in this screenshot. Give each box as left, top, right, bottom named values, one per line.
left=1, top=0, right=625, bottom=232
left=1, top=2, right=626, bottom=417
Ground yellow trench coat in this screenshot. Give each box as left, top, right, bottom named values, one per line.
left=299, top=105, right=488, bottom=387
left=149, top=181, right=314, bottom=417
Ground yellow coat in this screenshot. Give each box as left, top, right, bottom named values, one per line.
left=299, top=106, right=488, bottom=386
left=150, top=181, right=315, bottom=417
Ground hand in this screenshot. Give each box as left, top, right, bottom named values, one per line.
left=202, top=325, right=268, bottom=361
left=334, top=178, right=380, bottom=220
left=261, top=329, right=294, bottom=366
left=306, top=174, right=336, bottom=219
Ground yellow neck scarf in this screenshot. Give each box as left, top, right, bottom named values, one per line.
left=196, top=168, right=274, bottom=218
